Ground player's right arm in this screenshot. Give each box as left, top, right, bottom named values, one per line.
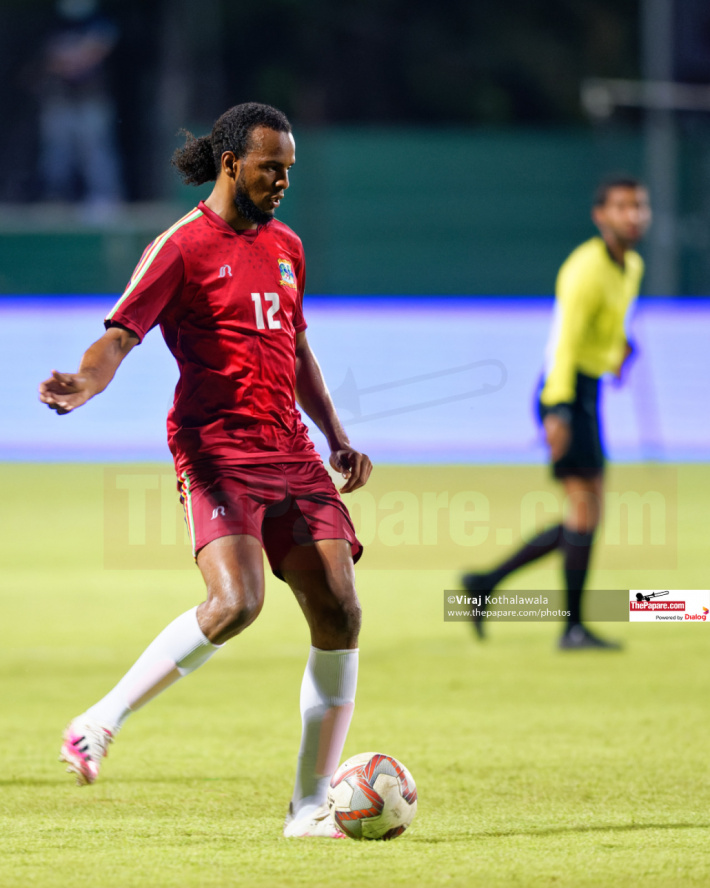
left=540, top=250, right=600, bottom=459
left=39, top=325, right=139, bottom=414
left=40, top=231, right=185, bottom=414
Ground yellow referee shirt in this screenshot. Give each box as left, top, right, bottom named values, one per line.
left=540, top=236, right=644, bottom=407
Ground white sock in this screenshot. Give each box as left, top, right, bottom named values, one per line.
left=84, top=606, right=221, bottom=733
left=291, top=646, right=358, bottom=818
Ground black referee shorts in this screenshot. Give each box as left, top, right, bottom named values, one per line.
left=537, top=372, right=605, bottom=480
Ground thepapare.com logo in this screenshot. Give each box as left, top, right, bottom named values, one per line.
left=630, top=591, right=710, bottom=622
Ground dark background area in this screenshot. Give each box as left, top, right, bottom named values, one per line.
left=0, top=0, right=643, bottom=202
left=1, top=0, right=709, bottom=294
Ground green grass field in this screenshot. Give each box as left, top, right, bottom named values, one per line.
left=1, top=463, right=709, bottom=888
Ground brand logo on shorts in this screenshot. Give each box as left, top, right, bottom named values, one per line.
left=219, top=265, right=232, bottom=278
left=278, top=258, right=296, bottom=289
left=211, top=505, right=226, bottom=520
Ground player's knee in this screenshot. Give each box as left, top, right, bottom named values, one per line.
left=342, top=595, right=362, bottom=639
left=201, top=578, right=264, bottom=643
left=568, top=497, right=602, bottom=535
left=574, top=513, right=600, bottom=535
left=325, top=587, right=362, bottom=645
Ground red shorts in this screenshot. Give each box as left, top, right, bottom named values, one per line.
left=177, top=460, right=363, bottom=579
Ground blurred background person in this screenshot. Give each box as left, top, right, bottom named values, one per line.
left=37, top=0, right=123, bottom=219
left=463, top=177, right=652, bottom=649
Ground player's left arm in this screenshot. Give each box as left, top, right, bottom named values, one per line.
left=615, top=256, right=643, bottom=380
left=294, top=331, right=372, bottom=493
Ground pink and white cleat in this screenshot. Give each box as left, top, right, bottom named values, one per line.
left=59, top=717, right=113, bottom=786
left=283, top=802, right=346, bottom=839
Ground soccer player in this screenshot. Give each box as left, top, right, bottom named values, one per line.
left=463, top=176, right=651, bottom=649
left=39, top=102, right=372, bottom=838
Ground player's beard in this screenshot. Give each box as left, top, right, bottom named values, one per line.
left=234, top=175, right=274, bottom=226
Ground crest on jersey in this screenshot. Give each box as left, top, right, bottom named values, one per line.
left=278, top=258, right=297, bottom=289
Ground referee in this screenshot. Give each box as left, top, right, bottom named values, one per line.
left=464, top=176, right=651, bottom=648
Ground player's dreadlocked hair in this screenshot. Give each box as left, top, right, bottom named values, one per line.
left=171, top=102, right=292, bottom=186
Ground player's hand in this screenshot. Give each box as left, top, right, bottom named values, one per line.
left=38, top=370, right=93, bottom=414
left=543, top=414, right=571, bottom=462
left=613, top=341, right=636, bottom=383
left=330, top=448, right=372, bottom=493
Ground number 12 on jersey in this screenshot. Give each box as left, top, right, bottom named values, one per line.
left=251, top=292, right=282, bottom=330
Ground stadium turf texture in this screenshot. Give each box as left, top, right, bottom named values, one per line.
left=1, top=463, right=709, bottom=888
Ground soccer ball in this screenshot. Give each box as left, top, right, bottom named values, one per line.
left=327, top=751, right=418, bottom=840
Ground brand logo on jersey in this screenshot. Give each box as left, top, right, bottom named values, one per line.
left=278, top=258, right=296, bottom=289
left=211, top=505, right=226, bottom=520
left=219, top=265, right=232, bottom=278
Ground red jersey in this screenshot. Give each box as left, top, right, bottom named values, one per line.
left=105, top=201, right=318, bottom=471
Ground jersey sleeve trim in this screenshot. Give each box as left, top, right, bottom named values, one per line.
left=105, top=208, right=203, bottom=321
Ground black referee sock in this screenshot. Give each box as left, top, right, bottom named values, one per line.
left=562, top=528, right=594, bottom=626
left=486, top=523, right=564, bottom=589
